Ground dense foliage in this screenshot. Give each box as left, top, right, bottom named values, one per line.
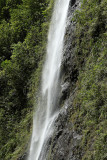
left=0, top=0, right=54, bottom=159
left=0, top=0, right=106, bottom=159
left=71, top=0, right=107, bottom=159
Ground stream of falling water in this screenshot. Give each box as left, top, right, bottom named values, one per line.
left=28, top=0, right=70, bottom=160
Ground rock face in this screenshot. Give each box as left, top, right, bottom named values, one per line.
left=20, top=1, right=81, bottom=160
left=20, top=1, right=82, bottom=160
left=46, top=0, right=82, bottom=160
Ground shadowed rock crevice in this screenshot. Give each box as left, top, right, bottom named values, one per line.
left=70, top=0, right=76, bottom=6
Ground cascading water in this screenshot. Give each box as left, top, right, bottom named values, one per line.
left=28, top=0, right=70, bottom=160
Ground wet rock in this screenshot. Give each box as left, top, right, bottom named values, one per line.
left=46, top=98, right=82, bottom=160
left=70, top=0, right=76, bottom=7
left=45, top=1, right=82, bottom=160
left=61, top=82, right=70, bottom=100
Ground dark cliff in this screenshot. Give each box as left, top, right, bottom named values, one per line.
left=45, top=0, right=107, bottom=160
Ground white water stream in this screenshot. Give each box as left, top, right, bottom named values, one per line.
left=28, top=0, right=70, bottom=160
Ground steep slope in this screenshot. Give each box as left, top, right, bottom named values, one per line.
left=0, top=0, right=106, bottom=159
left=46, top=0, right=107, bottom=160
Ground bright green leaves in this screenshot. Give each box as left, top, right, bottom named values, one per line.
left=10, top=5, right=31, bottom=42
left=0, top=0, right=52, bottom=159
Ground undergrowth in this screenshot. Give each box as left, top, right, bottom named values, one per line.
left=71, top=0, right=107, bottom=159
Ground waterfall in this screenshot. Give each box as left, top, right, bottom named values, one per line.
left=28, top=0, right=70, bottom=160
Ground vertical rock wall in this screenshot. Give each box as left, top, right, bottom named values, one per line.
left=46, top=1, right=82, bottom=160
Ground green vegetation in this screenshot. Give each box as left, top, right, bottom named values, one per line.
left=0, top=0, right=54, bottom=159
left=0, top=0, right=106, bottom=159
left=71, top=0, right=107, bottom=159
